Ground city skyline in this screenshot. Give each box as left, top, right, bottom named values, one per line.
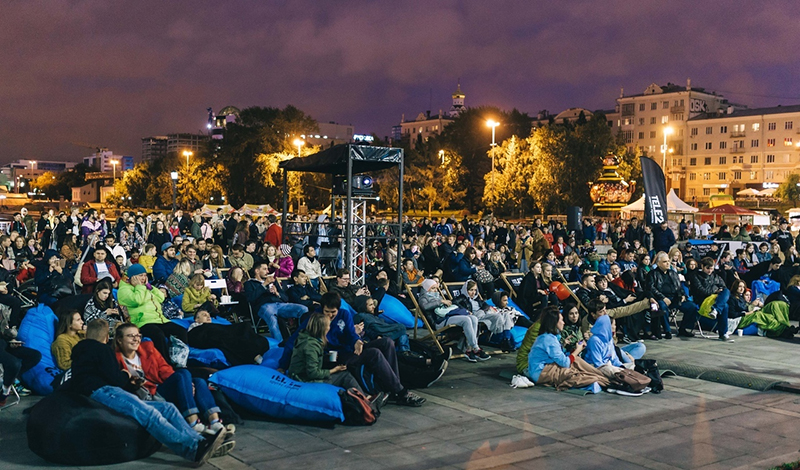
left=2, top=1, right=800, bottom=162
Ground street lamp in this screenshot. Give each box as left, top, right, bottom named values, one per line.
left=110, top=159, right=118, bottom=180
left=170, top=171, right=179, bottom=212
left=293, top=139, right=304, bottom=158
left=486, top=120, right=500, bottom=205
left=439, top=150, right=445, bottom=165
left=182, top=150, right=193, bottom=169
left=662, top=126, right=674, bottom=175
left=30, top=161, right=36, bottom=174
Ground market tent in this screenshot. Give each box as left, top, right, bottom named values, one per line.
left=620, top=189, right=698, bottom=215
left=736, top=188, right=761, bottom=197
left=698, top=204, right=760, bottom=216
left=237, top=204, right=280, bottom=217
left=198, top=204, right=233, bottom=216
left=759, top=187, right=777, bottom=196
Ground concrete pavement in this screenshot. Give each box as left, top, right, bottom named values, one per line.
left=2, top=333, right=800, bottom=470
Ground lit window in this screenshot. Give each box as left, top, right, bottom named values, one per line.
left=703, top=173, right=710, bottom=180
left=661, top=116, right=668, bottom=124
left=766, top=170, right=774, bottom=179
left=784, top=138, right=793, bottom=146
left=752, top=123, right=760, bottom=132
left=750, top=171, right=757, bottom=180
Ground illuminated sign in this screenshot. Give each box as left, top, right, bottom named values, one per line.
left=353, top=134, right=374, bottom=142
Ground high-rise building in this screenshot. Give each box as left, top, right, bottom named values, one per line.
left=166, top=133, right=208, bottom=155
left=142, top=136, right=168, bottom=161
left=83, top=149, right=129, bottom=172
left=304, top=122, right=355, bottom=148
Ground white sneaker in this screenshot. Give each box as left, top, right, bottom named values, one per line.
left=510, top=375, right=534, bottom=388
left=708, top=308, right=718, bottom=319
left=519, top=376, right=535, bottom=387
left=192, top=421, right=206, bottom=433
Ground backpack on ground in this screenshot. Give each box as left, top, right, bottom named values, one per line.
left=339, top=388, right=379, bottom=426
left=634, top=359, right=664, bottom=394
left=612, top=368, right=651, bottom=394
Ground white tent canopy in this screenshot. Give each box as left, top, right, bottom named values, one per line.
left=737, top=188, right=761, bottom=196
left=620, top=189, right=698, bottom=215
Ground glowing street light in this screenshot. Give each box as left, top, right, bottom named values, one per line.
left=182, top=150, right=193, bottom=169
left=110, top=159, right=118, bottom=180
left=662, top=126, right=674, bottom=176
left=293, top=139, right=304, bottom=158
left=439, top=150, right=445, bottom=165
left=170, top=171, right=179, bottom=212
left=486, top=120, right=500, bottom=206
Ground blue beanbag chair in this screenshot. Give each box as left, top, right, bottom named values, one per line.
left=267, top=336, right=280, bottom=349
left=740, top=323, right=758, bottom=336
left=340, top=299, right=357, bottom=317
left=17, top=305, right=59, bottom=395
left=209, top=365, right=344, bottom=422
left=171, top=317, right=232, bottom=329
left=489, top=325, right=527, bottom=349
left=379, top=294, right=422, bottom=328
left=259, top=346, right=284, bottom=369
left=188, top=347, right=229, bottom=369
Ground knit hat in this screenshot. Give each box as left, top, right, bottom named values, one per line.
left=127, top=264, right=146, bottom=278
left=279, top=244, right=292, bottom=257
left=421, top=279, right=438, bottom=292
left=44, top=249, right=60, bottom=261
left=161, top=242, right=173, bottom=252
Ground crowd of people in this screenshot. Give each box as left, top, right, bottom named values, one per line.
left=2, top=206, right=799, bottom=463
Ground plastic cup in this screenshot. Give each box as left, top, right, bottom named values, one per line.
left=737, top=329, right=743, bottom=337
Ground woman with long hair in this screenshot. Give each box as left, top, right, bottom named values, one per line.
left=165, top=259, right=194, bottom=298
left=203, top=245, right=230, bottom=272
left=84, top=278, right=128, bottom=337
left=147, top=220, right=172, bottom=254
left=51, top=309, right=84, bottom=370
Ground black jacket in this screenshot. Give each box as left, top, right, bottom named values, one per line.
left=645, top=268, right=682, bottom=301
left=65, top=339, right=136, bottom=396
left=689, top=271, right=726, bottom=303
left=244, top=278, right=288, bottom=310
left=287, top=284, right=321, bottom=310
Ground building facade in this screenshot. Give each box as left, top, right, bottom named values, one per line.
left=392, top=83, right=465, bottom=148
left=677, top=105, right=800, bottom=203
left=141, top=136, right=168, bottom=161
left=304, top=122, right=355, bottom=148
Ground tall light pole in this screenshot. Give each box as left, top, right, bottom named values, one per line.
left=183, top=150, right=193, bottom=169
left=486, top=120, right=500, bottom=205
left=293, top=138, right=304, bottom=158
left=170, top=171, right=179, bottom=212
left=439, top=150, right=445, bottom=165
left=662, top=126, right=674, bottom=175
left=30, top=160, right=36, bottom=175
left=110, top=159, right=118, bottom=180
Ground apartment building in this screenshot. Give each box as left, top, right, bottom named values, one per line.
left=678, top=104, right=800, bottom=203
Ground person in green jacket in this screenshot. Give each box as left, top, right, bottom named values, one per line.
left=117, top=264, right=188, bottom=365
left=287, top=312, right=362, bottom=392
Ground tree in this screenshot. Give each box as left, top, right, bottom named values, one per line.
left=429, top=106, right=532, bottom=211
left=406, top=147, right=467, bottom=217
left=777, top=173, right=800, bottom=206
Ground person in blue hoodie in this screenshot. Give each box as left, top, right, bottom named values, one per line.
left=279, top=292, right=425, bottom=407
left=446, top=244, right=476, bottom=282
left=584, top=315, right=624, bottom=374
left=526, top=306, right=609, bottom=391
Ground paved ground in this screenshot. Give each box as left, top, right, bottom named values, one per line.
left=2, top=334, right=799, bottom=470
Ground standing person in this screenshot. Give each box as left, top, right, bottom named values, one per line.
left=296, top=245, right=322, bottom=291
left=264, top=215, right=282, bottom=248
left=64, top=319, right=228, bottom=465
left=81, top=209, right=103, bottom=247
left=652, top=221, right=676, bottom=255
left=771, top=218, right=794, bottom=253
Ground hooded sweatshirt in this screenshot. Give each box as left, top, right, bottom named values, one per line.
left=583, top=315, right=622, bottom=368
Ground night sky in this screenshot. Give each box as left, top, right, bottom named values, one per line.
left=3, top=1, right=800, bottom=162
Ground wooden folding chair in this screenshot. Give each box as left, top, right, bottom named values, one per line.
left=500, top=272, right=525, bottom=298
left=405, top=283, right=462, bottom=354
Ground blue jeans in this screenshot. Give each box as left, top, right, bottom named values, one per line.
left=395, top=334, right=410, bottom=352
left=681, top=289, right=731, bottom=338
left=157, top=369, right=220, bottom=420
left=620, top=342, right=646, bottom=362
left=257, top=302, right=309, bottom=342
left=91, top=385, right=202, bottom=461
left=654, top=300, right=673, bottom=334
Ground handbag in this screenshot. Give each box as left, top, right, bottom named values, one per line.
left=475, top=268, right=494, bottom=284
left=634, top=359, right=664, bottom=393
left=612, top=368, right=651, bottom=393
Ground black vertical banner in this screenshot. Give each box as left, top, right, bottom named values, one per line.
left=640, top=157, right=667, bottom=225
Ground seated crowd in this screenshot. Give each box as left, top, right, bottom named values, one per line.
left=2, top=208, right=799, bottom=463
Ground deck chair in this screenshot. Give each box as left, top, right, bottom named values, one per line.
left=500, top=272, right=525, bottom=298
left=319, top=276, right=336, bottom=294
left=404, top=282, right=460, bottom=354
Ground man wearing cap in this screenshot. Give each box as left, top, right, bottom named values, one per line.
left=770, top=218, right=794, bottom=253
left=80, top=245, right=121, bottom=294
left=152, top=242, right=179, bottom=285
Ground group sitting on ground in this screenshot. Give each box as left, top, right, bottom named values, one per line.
left=3, top=208, right=800, bottom=464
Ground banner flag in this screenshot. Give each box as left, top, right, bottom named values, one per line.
left=640, top=157, right=667, bottom=225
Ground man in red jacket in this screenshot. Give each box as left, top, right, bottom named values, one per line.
left=263, top=215, right=282, bottom=247
left=80, top=246, right=120, bottom=293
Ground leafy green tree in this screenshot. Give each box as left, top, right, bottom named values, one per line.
left=777, top=173, right=800, bottom=206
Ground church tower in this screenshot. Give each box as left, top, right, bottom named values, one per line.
left=449, top=81, right=465, bottom=117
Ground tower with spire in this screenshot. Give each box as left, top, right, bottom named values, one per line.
left=449, top=81, right=465, bottom=117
